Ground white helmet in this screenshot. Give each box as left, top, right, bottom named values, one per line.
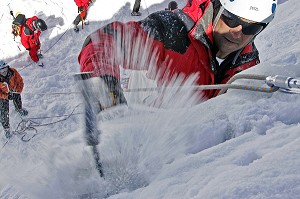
left=0, top=60, right=7, bottom=69
left=219, top=0, right=277, bottom=24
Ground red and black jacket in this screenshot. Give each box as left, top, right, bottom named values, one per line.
left=20, top=16, right=41, bottom=50
left=78, top=0, right=260, bottom=100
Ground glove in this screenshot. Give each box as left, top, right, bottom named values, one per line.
left=83, top=75, right=127, bottom=111
left=100, top=75, right=127, bottom=108
left=76, top=73, right=127, bottom=112
left=35, top=40, right=40, bottom=46
left=78, top=6, right=84, bottom=13
left=8, top=92, right=19, bottom=100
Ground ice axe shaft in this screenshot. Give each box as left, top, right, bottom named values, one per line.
left=92, top=145, right=104, bottom=177
left=74, top=72, right=104, bottom=178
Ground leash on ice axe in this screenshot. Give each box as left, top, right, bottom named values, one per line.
left=124, top=74, right=300, bottom=95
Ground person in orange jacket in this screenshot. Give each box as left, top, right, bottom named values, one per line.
left=73, top=0, right=94, bottom=32
left=0, top=60, right=28, bottom=139
left=20, top=16, right=47, bottom=67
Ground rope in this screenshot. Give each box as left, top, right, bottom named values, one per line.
left=0, top=1, right=13, bottom=21
left=27, top=112, right=82, bottom=120
left=12, top=119, right=38, bottom=142
left=125, top=84, right=278, bottom=93
left=1, top=139, right=9, bottom=150
left=218, top=74, right=269, bottom=95
left=18, top=62, right=34, bottom=72
left=22, top=91, right=80, bottom=96
left=143, top=0, right=150, bottom=16
left=3, top=103, right=82, bottom=144
left=124, top=74, right=279, bottom=94
left=43, top=23, right=73, bottom=54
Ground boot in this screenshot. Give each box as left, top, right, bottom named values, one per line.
left=73, top=24, right=79, bottom=32
left=36, top=60, right=44, bottom=67
left=17, top=108, right=28, bottom=116
left=131, top=11, right=141, bottom=16
left=4, top=128, right=12, bottom=139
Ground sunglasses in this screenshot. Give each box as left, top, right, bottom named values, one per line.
left=0, top=67, right=8, bottom=73
left=220, top=9, right=265, bottom=35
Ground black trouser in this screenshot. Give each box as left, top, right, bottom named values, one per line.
left=73, top=10, right=88, bottom=26
left=73, top=15, right=87, bottom=26
left=0, top=94, right=22, bottom=130
left=132, top=0, right=141, bottom=12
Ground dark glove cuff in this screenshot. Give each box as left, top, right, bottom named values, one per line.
left=100, top=75, right=127, bottom=105
left=8, top=92, right=20, bottom=100
left=7, top=92, right=13, bottom=100
left=100, top=75, right=119, bottom=92
left=78, top=6, right=84, bottom=12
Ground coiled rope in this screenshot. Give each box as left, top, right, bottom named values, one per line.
left=1, top=103, right=83, bottom=150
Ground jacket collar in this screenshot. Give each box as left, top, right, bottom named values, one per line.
left=183, top=0, right=214, bottom=44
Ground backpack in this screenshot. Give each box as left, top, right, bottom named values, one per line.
left=12, top=13, right=26, bottom=37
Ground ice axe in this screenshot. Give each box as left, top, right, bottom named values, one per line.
left=74, top=72, right=104, bottom=178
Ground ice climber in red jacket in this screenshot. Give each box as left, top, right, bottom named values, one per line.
left=20, top=16, right=47, bottom=67
left=73, top=0, right=94, bottom=32
left=78, top=0, right=278, bottom=109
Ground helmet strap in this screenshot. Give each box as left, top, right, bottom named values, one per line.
left=213, top=5, right=224, bottom=31
left=33, top=20, right=38, bottom=30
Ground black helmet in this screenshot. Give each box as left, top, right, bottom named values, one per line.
left=168, top=1, right=178, bottom=10
left=34, top=19, right=47, bottom=31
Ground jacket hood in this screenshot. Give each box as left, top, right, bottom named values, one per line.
left=183, top=0, right=209, bottom=22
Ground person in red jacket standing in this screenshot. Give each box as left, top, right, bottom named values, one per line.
left=73, top=0, right=94, bottom=32
left=78, top=0, right=277, bottom=109
left=0, top=60, right=28, bottom=139
left=20, top=16, right=47, bottom=67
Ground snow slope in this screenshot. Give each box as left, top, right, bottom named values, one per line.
left=0, top=0, right=300, bottom=198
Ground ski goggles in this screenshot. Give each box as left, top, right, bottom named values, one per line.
left=0, top=66, right=8, bottom=73
left=220, top=9, right=265, bottom=35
